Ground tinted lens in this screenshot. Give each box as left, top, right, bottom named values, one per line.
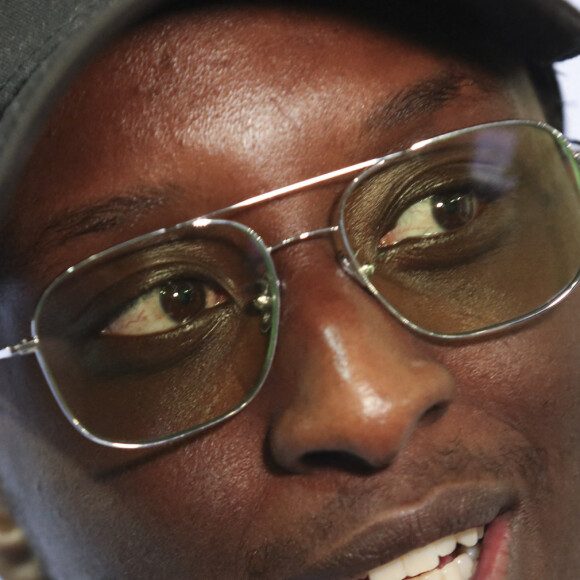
left=33, top=220, right=278, bottom=446
left=341, top=123, right=580, bottom=336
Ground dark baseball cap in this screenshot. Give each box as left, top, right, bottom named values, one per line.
left=0, top=0, right=579, bottom=219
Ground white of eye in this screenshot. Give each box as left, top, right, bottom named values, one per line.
left=380, top=192, right=479, bottom=247
left=103, top=282, right=227, bottom=337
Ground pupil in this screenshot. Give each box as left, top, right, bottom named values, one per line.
left=431, top=192, right=477, bottom=231
left=171, top=285, right=193, bottom=304
left=159, top=281, right=204, bottom=323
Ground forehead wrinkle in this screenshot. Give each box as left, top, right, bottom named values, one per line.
left=363, top=68, right=501, bottom=133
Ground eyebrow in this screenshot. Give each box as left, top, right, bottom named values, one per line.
left=35, top=70, right=495, bottom=245
left=364, top=69, right=500, bottom=132
left=1, top=185, right=179, bottom=275
left=40, top=185, right=178, bottom=242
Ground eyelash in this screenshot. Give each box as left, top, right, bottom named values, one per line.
left=378, top=185, right=497, bottom=247
left=102, top=278, right=231, bottom=337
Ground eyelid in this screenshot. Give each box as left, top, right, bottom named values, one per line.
left=381, top=186, right=492, bottom=247
left=82, top=306, right=238, bottom=377
left=381, top=163, right=515, bottom=233
left=65, top=261, right=234, bottom=339
left=375, top=193, right=516, bottom=272
left=103, top=279, right=230, bottom=337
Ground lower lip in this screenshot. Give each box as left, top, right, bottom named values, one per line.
left=473, top=516, right=511, bottom=580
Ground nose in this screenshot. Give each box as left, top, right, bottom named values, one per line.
left=267, top=245, right=456, bottom=473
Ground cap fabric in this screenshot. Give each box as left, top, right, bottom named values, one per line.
left=0, top=0, right=579, bottom=219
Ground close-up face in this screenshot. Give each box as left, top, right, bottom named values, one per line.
left=1, top=3, right=580, bottom=579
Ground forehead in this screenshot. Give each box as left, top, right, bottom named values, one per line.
left=6, top=4, right=541, bottom=287
left=40, top=6, right=501, bottom=178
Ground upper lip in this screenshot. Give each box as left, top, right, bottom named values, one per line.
left=285, top=483, right=517, bottom=580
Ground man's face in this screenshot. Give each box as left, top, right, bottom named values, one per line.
left=1, top=5, right=579, bottom=579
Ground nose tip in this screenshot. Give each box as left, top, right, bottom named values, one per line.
left=267, top=268, right=456, bottom=474
left=269, top=349, right=454, bottom=472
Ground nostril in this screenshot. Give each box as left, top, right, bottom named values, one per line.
left=419, top=401, right=450, bottom=427
left=301, top=450, right=379, bottom=474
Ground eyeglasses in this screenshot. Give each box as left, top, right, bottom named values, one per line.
left=1, top=120, right=580, bottom=449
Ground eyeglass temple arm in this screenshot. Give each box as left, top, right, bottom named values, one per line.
left=0, top=337, right=39, bottom=360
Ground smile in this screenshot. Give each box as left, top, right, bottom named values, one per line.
left=362, top=526, right=484, bottom=580
left=292, top=487, right=515, bottom=580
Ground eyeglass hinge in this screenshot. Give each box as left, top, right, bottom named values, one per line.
left=0, top=337, right=39, bottom=360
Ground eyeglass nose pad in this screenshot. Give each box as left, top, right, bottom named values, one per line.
left=249, top=279, right=276, bottom=333
left=252, top=294, right=273, bottom=333
left=338, top=252, right=375, bottom=283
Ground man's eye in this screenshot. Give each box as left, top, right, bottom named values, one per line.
left=103, top=280, right=230, bottom=336
left=380, top=190, right=482, bottom=247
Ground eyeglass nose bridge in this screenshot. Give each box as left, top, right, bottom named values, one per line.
left=267, top=223, right=376, bottom=274
left=267, top=224, right=358, bottom=277
left=267, top=221, right=379, bottom=285
left=264, top=223, right=378, bottom=307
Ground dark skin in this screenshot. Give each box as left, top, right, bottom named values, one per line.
left=1, top=4, right=580, bottom=579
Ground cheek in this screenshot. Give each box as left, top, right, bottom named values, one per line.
left=96, top=416, right=271, bottom=571
left=0, top=293, right=270, bottom=576
left=443, top=290, right=580, bottom=465
left=0, top=384, right=274, bottom=577
left=437, top=296, right=580, bottom=571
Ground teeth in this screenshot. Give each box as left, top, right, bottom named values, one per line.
left=454, top=529, right=479, bottom=548
left=368, top=557, right=406, bottom=580
left=432, top=536, right=456, bottom=558
left=465, top=546, right=480, bottom=561
left=456, top=554, right=476, bottom=577
left=402, top=545, right=439, bottom=577
left=367, top=526, right=483, bottom=580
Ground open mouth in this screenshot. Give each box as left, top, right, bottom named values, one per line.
left=360, top=526, right=484, bottom=580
